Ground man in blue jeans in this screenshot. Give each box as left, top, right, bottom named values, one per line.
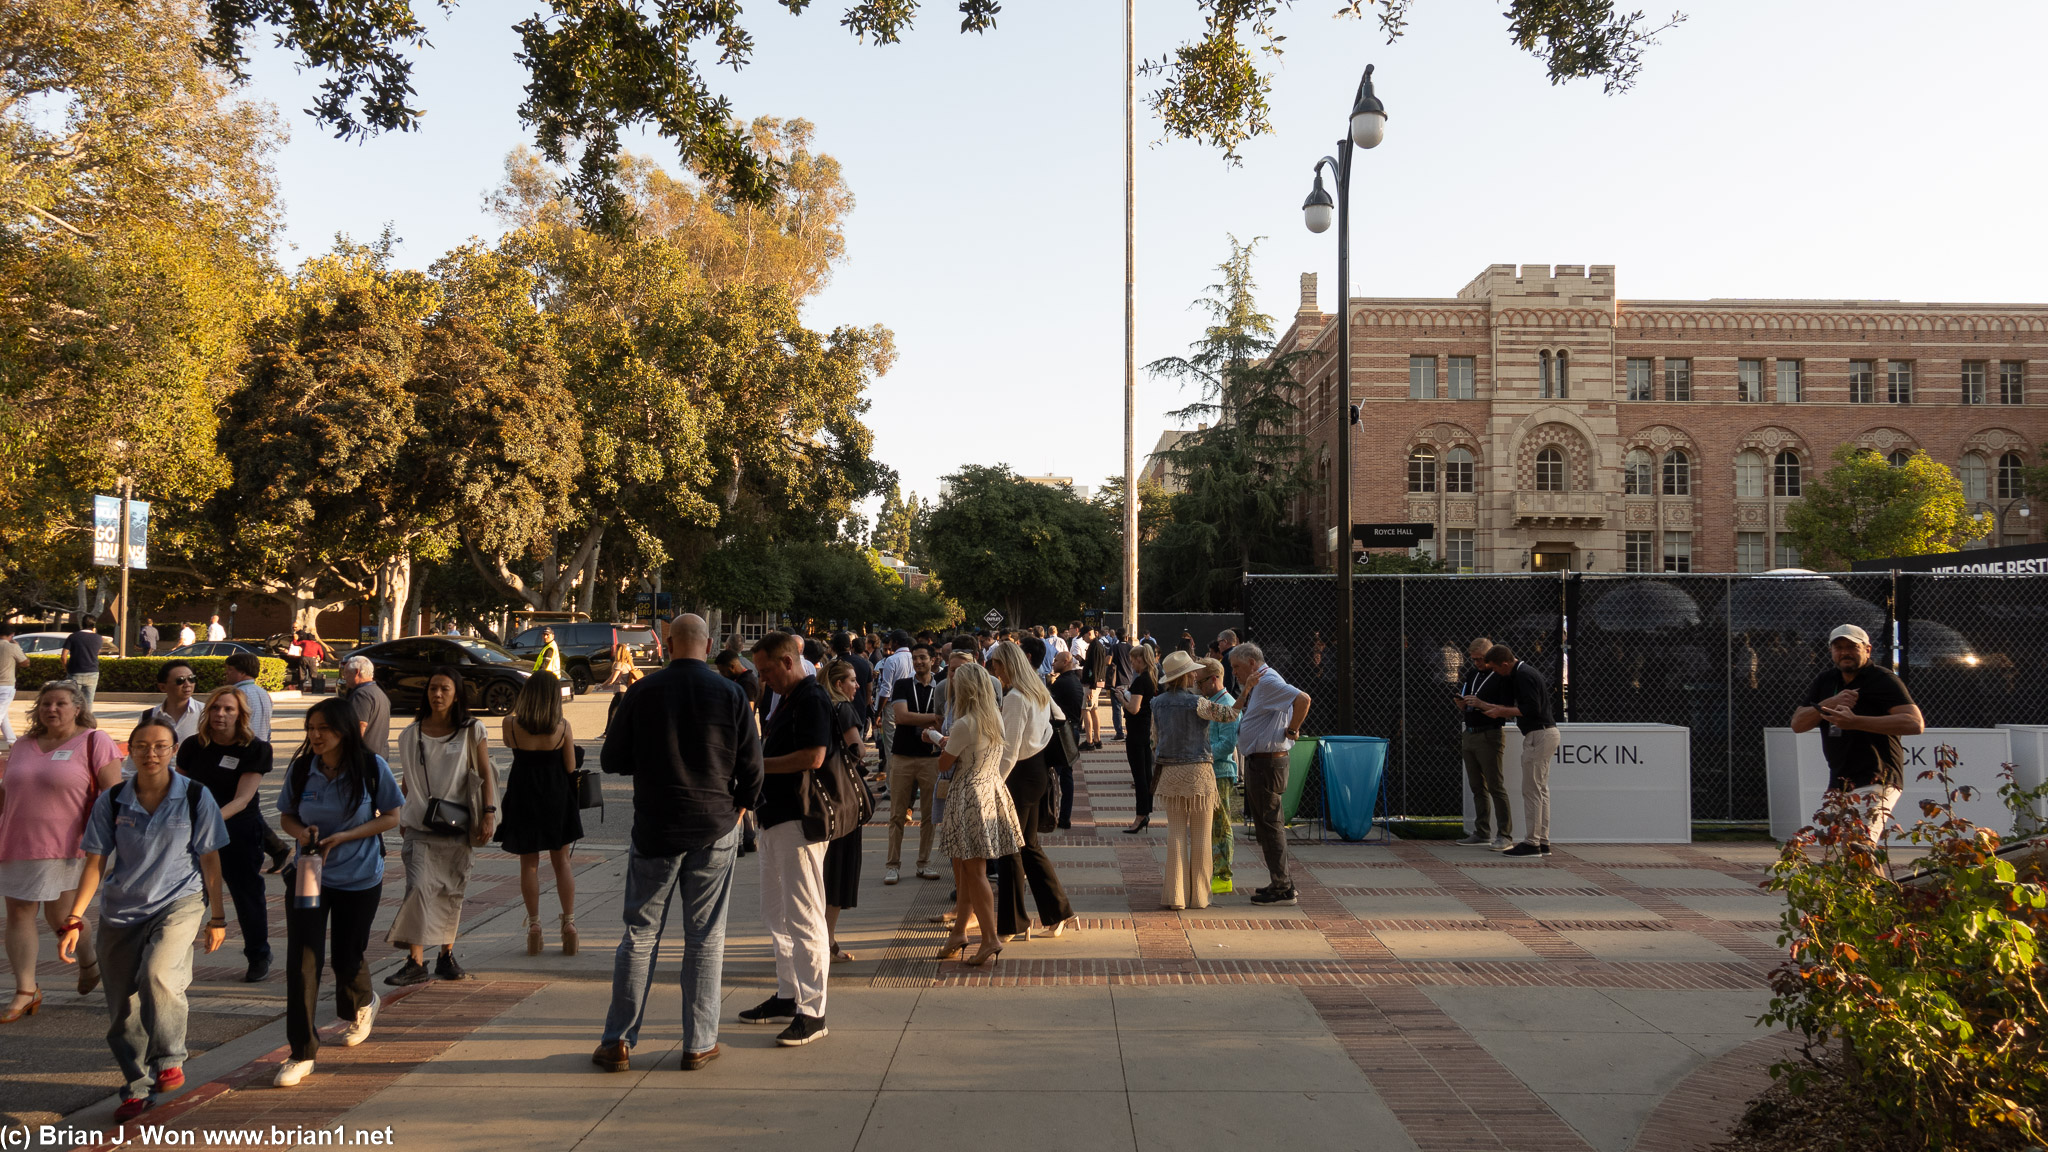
left=592, top=613, right=763, bottom=1073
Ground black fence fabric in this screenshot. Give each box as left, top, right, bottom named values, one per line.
left=1244, top=571, right=2048, bottom=822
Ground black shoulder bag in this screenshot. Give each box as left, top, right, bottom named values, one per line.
left=800, top=739, right=876, bottom=843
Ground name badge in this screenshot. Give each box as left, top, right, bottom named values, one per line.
left=49, top=749, right=74, bottom=761
left=220, top=756, right=239, bottom=770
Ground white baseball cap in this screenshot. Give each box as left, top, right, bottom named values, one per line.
left=1828, top=624, right=1871, bottom=646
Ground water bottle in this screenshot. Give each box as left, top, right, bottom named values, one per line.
left=292, top=835, right=323, bottom=910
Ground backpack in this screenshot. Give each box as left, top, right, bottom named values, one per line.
left=103, top=777, right=209, bottom=870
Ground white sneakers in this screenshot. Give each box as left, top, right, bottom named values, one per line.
left=883, top=868, right=901, bottom=885
left=276, top=993, right=379, bottom=1088
left=915, top=866, right=940, bottom=881
left=338, top=993, right=379, bottom=1047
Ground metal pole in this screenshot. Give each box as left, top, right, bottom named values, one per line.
left=116, top=480, right=131, bottom=659
left=1335, top=137, right=1354, bottom=734
left=1121, top=0, right=1139, bottom=649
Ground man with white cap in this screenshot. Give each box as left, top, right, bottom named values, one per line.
left=1790, top=623, right=1924, bottom=844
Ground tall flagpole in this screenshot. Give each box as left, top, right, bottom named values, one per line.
left=1121, top=0, right=1139, bottom=645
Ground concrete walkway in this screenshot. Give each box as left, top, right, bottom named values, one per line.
left=9, top=696, right=1797, bottom=1152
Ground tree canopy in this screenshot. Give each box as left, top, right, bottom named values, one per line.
left=1141, top=237, right=1314, bottom=611
left=924, top=466, right=1118, bottom=625
left=1784, top=447, right=1988, bottom=569
left=0, top=0, right=279, bottom=617
left=193, top=0, right=1681, bottom=224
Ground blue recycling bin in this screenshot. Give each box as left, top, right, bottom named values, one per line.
left=1317, top=736, right=1389, bottom=842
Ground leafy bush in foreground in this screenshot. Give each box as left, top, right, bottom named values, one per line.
left=1762, top=746, right=2047, bottom=1149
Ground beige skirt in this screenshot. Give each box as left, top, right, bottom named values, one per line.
left=386, top=833, right=474, bottom=948
left=1154, top=760, right=1219, bottom=802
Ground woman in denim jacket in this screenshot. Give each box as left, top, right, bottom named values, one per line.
left=1148, top=651, right=1217, bottom=909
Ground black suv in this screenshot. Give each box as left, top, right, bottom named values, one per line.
left=505, top=622, right=658, bottom=694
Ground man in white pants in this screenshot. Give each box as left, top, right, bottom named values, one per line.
left=736, top=631, right=833, bottom=1047
left=1477, top=644, right=1558, bottom=858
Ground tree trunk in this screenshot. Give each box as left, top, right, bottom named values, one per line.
left=575, top=534, right=602, bottom=618
left=461, top=522, right=606, bottom=613
left=404, top=562, right=427, bottom=636
left=373, top=554, right=412, bottom=643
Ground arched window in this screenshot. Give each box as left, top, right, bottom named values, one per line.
left=1959, top=453, right=1989, bottom=503
left=1734, top=451, right=1766, bottom=500
left=1887, top=449, right=1913, bottom=469
left=1662, top=449, right=1691, bottom=496
left=1407, top=449, right=1437, bottom=493
left=1539, top=351, right=1554, bottom=399
left=1623, top=449, right=1653, bottom=496
left=1444, top=447, right=1475, bottom=493
left=1774, top=451, right=1803, bottom=498
left=1998, top=452, right=2025, bottom=500
left=1535, top=447, right=1565, bottom=492
left=1555, top=350, right=1569, bottom=399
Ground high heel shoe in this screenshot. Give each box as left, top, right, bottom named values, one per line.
left=1122, top=816, right=1150, bottom=834
left=524, top=916, right=543, bottom=956
left=559, top=914, right=578, bottom=956
left=934, top=934, right=969, bottom=960
left=1, top=989, right=42, bottom=1023
left=963, top=943, right=1003, bottom=968
left=1046, top=916, right=1080, bottom=938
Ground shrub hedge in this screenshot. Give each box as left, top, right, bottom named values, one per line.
left=19, top=655, right=289, bottom=694
left=1762, top=747, right=2047, bottom=1147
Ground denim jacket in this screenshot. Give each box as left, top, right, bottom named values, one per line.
left=1151, top=688, right=1210, bottom=763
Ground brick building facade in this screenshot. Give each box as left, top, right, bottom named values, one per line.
left=1274, top=264, right=2048, bottom=573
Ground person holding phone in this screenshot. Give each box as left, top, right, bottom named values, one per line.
left=1454, top=637, right=1514, bottom=849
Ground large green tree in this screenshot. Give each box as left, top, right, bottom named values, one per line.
left=1784, top=447, right=1988, bottom=569
left=924, top=466, right=1118, bottom=624
left=192, top=0, right=1678, bottom=225
left=1142, top=237, right=1314, bottom=611
left=0, top=0, right=279, bottom=617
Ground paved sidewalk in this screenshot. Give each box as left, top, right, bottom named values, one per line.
left=22, top=715, right=1796, bottom=1152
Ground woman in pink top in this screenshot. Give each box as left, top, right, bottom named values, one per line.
left=0, top=680, right=123, bottom=1021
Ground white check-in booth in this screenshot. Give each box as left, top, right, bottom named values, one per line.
left=1764, top=727, right=2016, bottom=841
left=1995, top=725, right=2048, bottom=832
left=1462, top=723, right=1692, bottom=843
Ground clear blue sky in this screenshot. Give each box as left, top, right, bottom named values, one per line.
left=243, top=0, right=2048, bottom=513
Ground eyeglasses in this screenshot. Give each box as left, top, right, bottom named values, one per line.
left=170, top=676, right=197, bottom=685
left=131, top=741, right=177, bottom=755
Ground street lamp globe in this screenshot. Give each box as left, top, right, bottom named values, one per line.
left=1302, top=173, right=1335, bottom=234
left=1348, top=64, right=1388, bottom=149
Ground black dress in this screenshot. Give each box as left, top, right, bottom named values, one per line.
left=822, top=701, right=864, bottom=909
left=496, top=739, right=584, bottom=854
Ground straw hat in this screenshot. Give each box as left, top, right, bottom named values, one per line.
left=1158, top=649, right=1202, bottom=686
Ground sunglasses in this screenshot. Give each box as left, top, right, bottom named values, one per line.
left=170, top=676, right=197, bottom=685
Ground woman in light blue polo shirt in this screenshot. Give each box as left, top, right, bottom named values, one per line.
left=56, top=717, right=228, bottom=1122
left=272, top=697, right=402, bottom=1089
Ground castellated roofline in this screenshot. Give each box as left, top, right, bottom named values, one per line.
left=1457, top=263, right=1617, bottom=303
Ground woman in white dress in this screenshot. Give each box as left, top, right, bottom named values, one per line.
left=934, top=664, right=1020, bottom=968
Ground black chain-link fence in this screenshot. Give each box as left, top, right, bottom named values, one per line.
left=1244, top=571, right=2048, bottom=822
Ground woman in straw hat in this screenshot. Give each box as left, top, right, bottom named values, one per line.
left=1149, top=650, right=1218, bottom=909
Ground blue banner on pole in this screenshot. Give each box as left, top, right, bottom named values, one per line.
left=90, top=495, right=148, bottom=569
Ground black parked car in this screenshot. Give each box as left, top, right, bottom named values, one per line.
left=349, top=636, right=569, bottom=715
left=505, top=622, right=658, bottom=694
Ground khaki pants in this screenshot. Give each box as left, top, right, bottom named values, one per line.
left=886, top=755, right=940, bottom=867
left=1519, top=726, right=1561, bottom=846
